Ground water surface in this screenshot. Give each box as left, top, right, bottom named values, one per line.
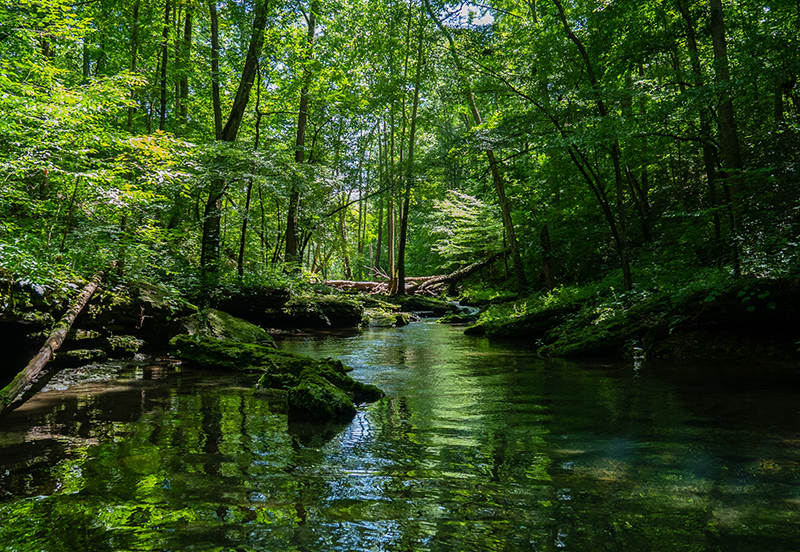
left=1, top=321, right=799, bottom=551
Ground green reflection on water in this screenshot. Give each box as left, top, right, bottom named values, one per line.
left=1, top=322, right=800, bottom=551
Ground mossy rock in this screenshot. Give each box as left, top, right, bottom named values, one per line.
left=182, top=308, right=276, bottom=347
left=289, top=372, right=356, bottom=419
left=362, top=308, right=414, bottom=327
left=82, top=281, right=196, bottom=348
left=169, top=334, right=384, bottom=420
left=391, top=296, right=460, bottom=317
left=438, top=312, right=479, bottom=324
left=216, top=289, right=364, bottom=329
left=52, top=348, right=108, bottom=368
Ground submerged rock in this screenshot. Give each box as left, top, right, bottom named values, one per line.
left=169, top=335, right=384, bottom=420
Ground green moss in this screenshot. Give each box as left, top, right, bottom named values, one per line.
left=467, top=277, right=800, bottom=361
left=53, top=348, right=108, bottom=366
left=362, top=307, right=414, bottom=327
left=289, top=373, right=356, bottom=419
left=169, top=334, right=384, bottom=420
left=183, top=308, right=276, bottom=347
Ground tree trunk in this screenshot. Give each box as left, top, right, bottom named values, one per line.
left=238, top=71, right=263, bottom=278
left=413, top=249, right=510, bottom=294
left=387, top=112, right=397, bottom=293
left=159, top=0, right=170, bottom=131
left=396, top=5, right=425, bottom=296
left=179, top=5, right=192, bottom=123
left=551, top=0, right=632, bottom=291
left=677, top=0, right=723, bottom=256
left=285, top=2, right=317, bottom=269
left=541, top=224, right=555, bottom=291
left=209, top=0, right=222, bottom=140
left=127, top=0, right=141, bottom=132
left=710, top=0, right=744, bottom=275
left=0, top=271, right=104, bottom=414
left=201, top=0, right=270, bottom=283
left=423, top=0, right=527, bottom=293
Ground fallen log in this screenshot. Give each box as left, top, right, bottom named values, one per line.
left=413, top=249, right=510, bottom=295
left=325, top=252, right=508, bottom=296
left=325, top=276, right=435, bottom=293
left=0, top=270, right=105, bottom=415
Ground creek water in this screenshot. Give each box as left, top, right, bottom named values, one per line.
left=1, top=321, right=799, bottom=551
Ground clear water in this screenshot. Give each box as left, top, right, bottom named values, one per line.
left=1, top=321, right=799, bottom=551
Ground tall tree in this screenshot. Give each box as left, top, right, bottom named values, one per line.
left=709, top=0, right=744, bottom=275
left=423, top=0, right=527, bottom=293
left=285, top=0, right=319, bottom=269
left=200, top=0, right=270, bottom=282
left=395, top=1, right=425, bottom=296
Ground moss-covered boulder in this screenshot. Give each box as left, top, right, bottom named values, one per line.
left=83, top=281, right=196, bottom=348
left=169, top=335, right=383, bottom=420
left=214, top=288, right=364, bottom=329
left=438, top=311, right=479, bottom=324
left=181, top=308, right=276, bottom=347
left=361, top=307, right=415, bottom=327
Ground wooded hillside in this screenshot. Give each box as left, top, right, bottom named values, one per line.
left=1, top=0, right=798, bottom=295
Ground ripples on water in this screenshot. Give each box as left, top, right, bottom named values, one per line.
left=1, top=321, right=799, bottom=551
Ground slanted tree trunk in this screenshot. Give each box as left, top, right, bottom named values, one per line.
left=423, top=0, right=527, bottom=294
left=551, top=0, right=632, bottom=291
left=0, top=271, right=104, bottom=414
left=201, top=0, right=269, bottom=283
left=412, top=249, right=510, bottom=295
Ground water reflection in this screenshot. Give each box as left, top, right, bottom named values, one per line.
left=0, top=322, right=799, bottom=551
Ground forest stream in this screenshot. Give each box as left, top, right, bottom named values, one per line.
left=1, top=321, right=800, bottom=551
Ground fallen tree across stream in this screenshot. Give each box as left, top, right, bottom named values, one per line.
left=326, top=250, right=509, bottom=296
left=0, top=270, right=105, bottom=416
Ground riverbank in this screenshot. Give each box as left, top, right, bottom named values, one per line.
left=2, top=271, right=798, bottom=396
left=465, top=275, right=800, bottom=362
left=0, top=276, right=464, bottom=415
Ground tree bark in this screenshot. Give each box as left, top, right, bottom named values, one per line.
left=541, top=224, right=555, bottom=291
left=0, top=271, right=104, bottom=414
left=677, top=0, right=723, bottom=255
left=396, top=5, right=425, bottom=296
left=209, top=0, right=223, bottom=140
left=179, top=5, right=192, bottom=123
left=551, top=0, right=632, bottom=290
left=201, top=0, right=270, bottom=283
left=423, top=0, right=527, bottom=293
left=285, top=1, right=318, bottom=269
left=710, top=0, right=744, bottom=275
left=159, top=0, right=170, bottom=131
left=127, top=0, right=141, bottom=132
left=413, top=249, right=510, bottom=294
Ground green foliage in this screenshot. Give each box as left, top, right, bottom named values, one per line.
left=431, top=190, right=504, bottom=268
left=0, top=0, right=797, bottom=299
